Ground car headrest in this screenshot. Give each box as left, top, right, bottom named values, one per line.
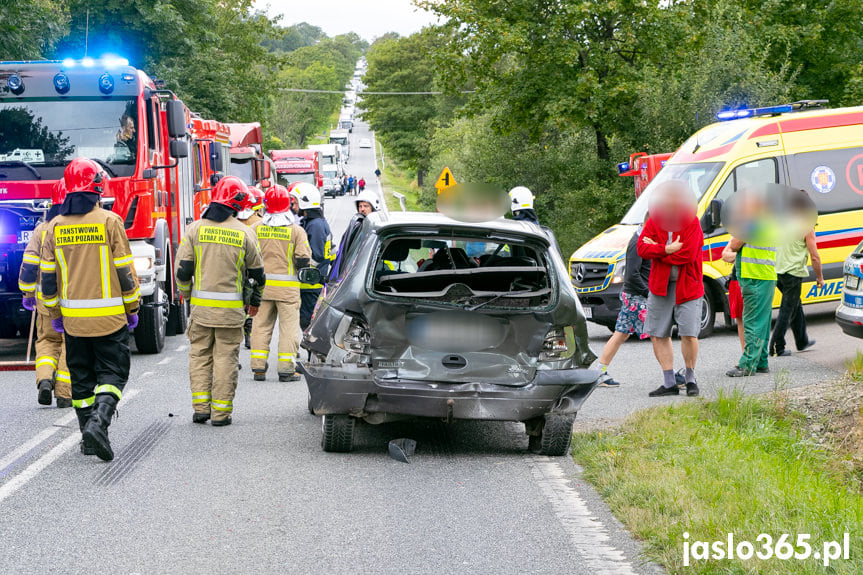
left=382, top=239, right=420, bottom=262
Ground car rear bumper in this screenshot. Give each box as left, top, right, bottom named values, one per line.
left=299, top=363, right=600, bottom=421
left=836, top=304, right=863, bottom=338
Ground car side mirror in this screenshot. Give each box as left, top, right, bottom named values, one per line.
left=261, top=160, right=271, bottom=179
left=260, top=179, right=271, bottom=189
left=701, top=198, right=723, bottom=235
left=165, top=100, right=187, bottom=139
left=298, top=267, right=322, bottom=286
left=210, top=172, right=223, bottom=186
left=169, top=139, right=188, bottom=159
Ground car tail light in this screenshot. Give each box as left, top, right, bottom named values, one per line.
left=539, top=327, right=569, bottom=361
left=335, top=316, right=371, bottom=355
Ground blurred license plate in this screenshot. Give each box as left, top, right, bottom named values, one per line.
left=583, top=307, right=592, bottom=318
left=18, top=230, right=32, bottom=244
left=846, top=275, right=860, bottom=291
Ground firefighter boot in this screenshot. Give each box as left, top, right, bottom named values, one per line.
left=82, top=395, right=118, bottom=461
left=37, top=379, right=53, bottom=406
left=76, top=406, right=97, bottom=455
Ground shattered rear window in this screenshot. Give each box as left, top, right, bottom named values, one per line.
left=371, top=236, right=553, bottom=310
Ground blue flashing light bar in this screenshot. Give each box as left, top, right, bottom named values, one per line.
left=717, top=104, right=796, bottom=121
left=617, top=161, right=631, bottom=174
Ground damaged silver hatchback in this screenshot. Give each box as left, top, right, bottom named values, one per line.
left=298, top=212, right=599, bottom=455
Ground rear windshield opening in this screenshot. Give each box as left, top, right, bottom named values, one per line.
left=371, top=236, right=552, bottom=309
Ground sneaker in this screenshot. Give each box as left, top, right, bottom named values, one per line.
left=756, top=366, right=770, bottom=374
left=674, top=369, right=686, bottom=389
left=597, top=376, right=620, bottom=387
left=192, top=412, right=210, bottom=424
left=648, top=384, right=679, bottom=397
left=278, top=372, right=301, bottom=382
left=37, top=379, right=53, bottom=406
left=726, top=366, right=754, bottom=377
left=211, top=417, right=232, bottom=427
left=772, top=349, right=791, bottom=357
left=56, top=397, right=73, bottom=409
left=686, top=381, right=699, bottom=396
left=798, top=340, right=816, bottom=352
left=253, top=372, right=266, bottom=382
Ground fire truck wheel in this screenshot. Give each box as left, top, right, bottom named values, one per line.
left=134, top=286, right=167, bottom=354
left=166, top=299, right=188, bottom=337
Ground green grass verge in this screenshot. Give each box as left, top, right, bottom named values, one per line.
left=375, top=145, right=423, bottom=212
left=572, top=390, right=863, bottom=574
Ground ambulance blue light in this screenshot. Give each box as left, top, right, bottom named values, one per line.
left=7, top=74, right=24, bottom=95
left=53, top=72, right=70, bottom=94
left=717, top=104, right=796, bottom=121
left=81, top=57, right=95, bottom=68
left=617, top=162, right=630, bottom=174
left=102, top=56, right=129, bottom=69
left=61, top=58, right=76, bottom=68
left=98, top=73, right=115, bottom=94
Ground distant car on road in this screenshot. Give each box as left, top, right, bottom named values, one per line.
left=836, top=240, right=863, bottom=338
left=358, top=138, right=372, bottom=149
left=298, top=212, right=600, bottom=455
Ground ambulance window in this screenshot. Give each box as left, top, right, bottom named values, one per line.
left=713, top=158, right=778, bottom=204
left=787, top=147, right=863, bottom=214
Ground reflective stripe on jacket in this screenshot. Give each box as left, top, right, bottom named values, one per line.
left=251, top=221, right=311, bottom=303
left=40, top=207, right=140, bottom=337
left=18, top=223, right=51, bottom=316
left=175, top=218, right=264, bottom=328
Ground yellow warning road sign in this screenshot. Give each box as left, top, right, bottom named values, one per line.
left=434, top=167, right=457, bottom=193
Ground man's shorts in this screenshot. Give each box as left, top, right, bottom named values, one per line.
left=646, top=282, right=702, bottom=338
left=614, top=292, right=649, bottom=339
left=728, top=279, right=743, bottom=320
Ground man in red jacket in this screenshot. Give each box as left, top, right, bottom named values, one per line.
left=637, top=181, right=704, bottom=397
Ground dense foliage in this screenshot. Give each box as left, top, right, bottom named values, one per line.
left=360, top=0, right=863, bottom=256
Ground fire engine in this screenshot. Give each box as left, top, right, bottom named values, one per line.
left=617, top=152, right=673, bottom=198
left=271, top=149, right=323, bottom=190
left=225, top=122, right=274, bottom=189
left=0, top=58, right=196, bottom=353
left=188, top=116, right=231, bottom=219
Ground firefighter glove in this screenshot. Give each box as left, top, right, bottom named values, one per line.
left=247, top=305, right=259, bottom=318
left=22, top=297, right=36, bottom=311
left=52, top=318, right=64, bottom=333
left=126, top=314, right=139, bottom=330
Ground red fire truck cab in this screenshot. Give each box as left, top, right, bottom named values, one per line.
left=271, top=149, right=323, bottom=190
left=226, top=122, right=273, bottom=190
left=0, top=58, right=193, bottom=353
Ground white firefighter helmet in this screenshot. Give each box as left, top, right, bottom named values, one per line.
left=509, top=186, right=534, bottom=212
left=289, top=182, right=321, bottom=210
left=355, top=189, right=380, bottom=212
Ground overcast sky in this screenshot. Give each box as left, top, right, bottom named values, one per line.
left=256, top=0, right=440, bottom=41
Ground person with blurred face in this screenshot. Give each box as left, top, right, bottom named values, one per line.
left=769, top=189, right=822, bottom=357
left=637, top=180, right=703, bottom=397
left=722, top=185, right=782, bottom=377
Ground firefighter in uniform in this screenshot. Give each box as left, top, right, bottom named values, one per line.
left=175, top=176, right=265, bottom=426
left=238, top=187, right=265, bottom=349
left=237, top=186, right=264, bottom=227
left=291, top=183, right=334, bottom=329
left=249, top=185, right=311, bottom=382
left=40, top=158, right=140, bottom=461
left=19, top=180, right=72, bottom=408
left=509, top=186, right=540, bottom=224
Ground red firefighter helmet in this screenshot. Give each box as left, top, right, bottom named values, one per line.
left=245, top=186, right=265, bottom=211
left=210, top=176, right=248, bottom=212
left=51, top=179, right=67, bottom=205
left=64, top=158, right=107, bottom=194
left=264, top=184, right=291, bottom=214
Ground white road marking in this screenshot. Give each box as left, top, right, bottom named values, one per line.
left=0, top=390, right=140, bottom=506
left=529, top=457, right=638, bottom=574
left=0, top=412, right=76, bottom=473
left=157, top=356, right=173, bottom=365
left=140, top=371, right=154, bottom=378
left=175, top=344, right=188, bottom=352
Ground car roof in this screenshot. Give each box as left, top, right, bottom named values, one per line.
left=366, top=211, right=550, bottom=242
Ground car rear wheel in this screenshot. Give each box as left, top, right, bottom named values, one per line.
left=528, top=413, right=575, bottom=456
left=698, top=284, right=715, bottom=339
left=321, top=414, right=355, bottom=452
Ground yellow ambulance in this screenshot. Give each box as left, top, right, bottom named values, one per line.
left=571, top=101, right=863, bottom=337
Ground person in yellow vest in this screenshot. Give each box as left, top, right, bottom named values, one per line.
left=249, top=184, right=311, bottom=382
left=40, top=158, right=140, bottom=460
left=175, top=176, right=264, bottom=426
left=722, top=185, right=780, bottom=377
left=18, top=179, right=72, bottom=408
